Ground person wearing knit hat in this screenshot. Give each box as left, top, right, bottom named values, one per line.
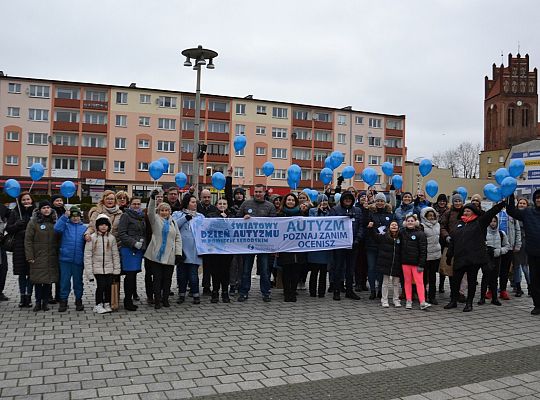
left=434, top=194, right=448, bottom=218
left=394, top=191, right=415, bottom=226
left=68, top=206, right=81, bottom=219
left=316, top=194, right=328, bottom=204
left=451, top=193, right=463, bottom=204
left=39, top=200, right=51, bottom=210
left=51, top=194, right=65, bottom=220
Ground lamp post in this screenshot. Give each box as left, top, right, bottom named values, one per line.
left=412, top=156, right=425, bottom=192
left=181, top=45, right=218, bottom=198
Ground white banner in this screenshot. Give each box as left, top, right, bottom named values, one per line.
left=191, top=216, right=353, bottom=255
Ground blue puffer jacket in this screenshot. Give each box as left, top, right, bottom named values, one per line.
left=394, top=202, right=415, bottom=226
left=507, top=191, right=540, bottom=257
left=54, top=215, right=86, bottom=265
left=172, top=211, right=203, bottom=265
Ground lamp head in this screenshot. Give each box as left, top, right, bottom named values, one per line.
left=183, top=57, right=192, bottom=67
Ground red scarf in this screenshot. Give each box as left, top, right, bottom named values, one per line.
left=461, top=214, right=478, bottom=224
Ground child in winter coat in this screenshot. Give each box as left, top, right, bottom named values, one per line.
left=400, top=215, right=430, bottom=310
left=84, top=214, right=121, bottom=314
left=479, top=216, right=511, bottom=306
left=54, top=206, right=86, bottom=312
left=420, top=207, right=441, bottom=305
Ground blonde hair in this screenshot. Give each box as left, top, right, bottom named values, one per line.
left=100, top=190, right=116, bottom=205
left=157, top=203, right=171, bottom=213
left=116, top=190, right=130, bottom=202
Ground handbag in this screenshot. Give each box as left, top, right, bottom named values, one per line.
left=0, top=232, right=16, bottom=252
left=111, top=280, right=120, bottom=311
left=439, top=247, right=453, bottom=277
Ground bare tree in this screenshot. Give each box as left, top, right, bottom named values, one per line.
left=433, top=141, right=481, bottom=178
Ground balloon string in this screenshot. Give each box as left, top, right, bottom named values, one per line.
left=15, top=198, right=22, bottom=220
left=29, top=181, right=34, bottom=193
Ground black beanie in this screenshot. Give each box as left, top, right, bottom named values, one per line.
left=436, top=194, right=448, bottom=203
left=462, top=203, right=481, bottom=216
left=51, top=194, right=63, bottom=203
left=39, top=200, right=51, bottom=209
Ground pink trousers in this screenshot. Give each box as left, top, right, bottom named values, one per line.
left=402, top=264, right=425, bottom=303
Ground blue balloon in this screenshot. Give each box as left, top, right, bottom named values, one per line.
left=382, top=162, right=394, bottom=177
left=392, top=175, right=403, bottom=190
left=324, top=157, right=334, bottom=170
left=419, top=159, right=433, bottom=177
left=484, top=183, right=502, bottom=202
left=494, top=168, right=510, bottom=185
left=330, top=151, right=344, bottom=169
left=233, top=135, right=247, bottom=152
left=60, top=181, right=76, bottom=198
left=500, top=176, right=517, bottom=197
left=342, top=166, right=355, bottom=180
left=287, top=164, right=302, bottom=181
left=4, top=179, right=21, bottom=198
left=361, top=168, right=378, bottom=186
left=308, top=189, right=318, bottom=202
left=29, top=163, right=45, bottom=181
left=320, top=168, right=333, bottom=185
left=158, top=158, right=169, bottom=172
left=149, top=161, right=165, bottom=181
left=287, top=176, right=298, bottom=190
left=456, top=186, right=468, bottom=202
left=334, top=193, right=341, bottom=203
left=425, top=180, right=439, bottom=198
left=211, top=172, right=226, bottom=190
left=175, top=172, right=187, bottom=188
left=508, top=159, right=525, bottom=178
left=262, top=161, right=274, bottom=177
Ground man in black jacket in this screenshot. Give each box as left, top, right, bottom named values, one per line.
left=0, top=203, right=10, bottom=301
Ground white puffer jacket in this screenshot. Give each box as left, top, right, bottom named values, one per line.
left=420, top=207, right=441, bottom=261
left=84, top=217, right=121, bottom=276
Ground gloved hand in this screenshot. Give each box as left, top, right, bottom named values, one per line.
left=337, top=176, right=344, bottom=185
left=486, top=246, right=495, bottom=258
left=134, top=241, right=143, bottom=250
left=150, top=189, right=159, bottom=199
left=16, top=219, right=26, bottom=228
left=417, top=267, right=424, bottom=273
left=446, top=236, right=452, bottom=244
left=185, top=214, right=193, bottom=221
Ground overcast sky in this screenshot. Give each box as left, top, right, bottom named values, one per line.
left=2, top=0, right=540, bottom=159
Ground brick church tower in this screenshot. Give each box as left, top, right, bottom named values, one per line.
left=484, top=53, right=538, bottom=151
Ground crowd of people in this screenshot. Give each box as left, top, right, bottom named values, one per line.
left=0, top=168, right=538, bottom=316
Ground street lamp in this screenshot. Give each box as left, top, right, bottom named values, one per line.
left=181, top=45, right=218, bottom=198
left=412, top=156, right=425, bottom=192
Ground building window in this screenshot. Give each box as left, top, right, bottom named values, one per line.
left=81, top=159, right=105, bottom=171
left=255, top=147, right=266, bottom=156
left=84, top=112, right=107, bottom=125
left=522, top=108, right=529, bottom=127
left=6, top=131, right=19, bottom=141
left=301, top=170, right=311, bottom=180
left=293, top=128, right=312, bottom=140
left=313, top=171, right=321, bottom=181
left=115, top=137, right=126, bottom=150
left=85, top=90, right=107, bottom=101
left=55, top=133, right=77, bottom=146
left=7, top=107, right=20, bottom=117
left=206, top=143, right=228, bottom=155
left=164, top=163, right=174, bottom=174
left=314, top=112, right=330, bottom=122
left=114, top=161, right=125, bottom=173
left=354, top=154, right=364, bottom=163
left=235, top=103, right=246, bottom=115
left=355, top=116, right=364, bottom=125
left=27, top=132, right=48, bottom=145
left=158, top=118, right=176, bottom=131
left=182, top=98, right=205, bottom=110
left=139, top=116, right=150, bottom=127
left=138, top=139, right=150, bottom=149
left=386, top=119, right=403, bottom=130
left=256, top=105, right=266, bottom=115
left=255, top=168, right=264, bottom=176
left=292, top=149, right=311, bottom=160
left=507, top=107, right=515, bottom=127
left=235, top=124, right=246, bottom=136
left=54, top=157, right=77, bottom=170
left=55, top=110, right=79, bottom=122
left=354, top=135, right=363, bottom=144
left=208, top=101, right=228, bottom=112
left=255, top=126, right=266, bottom=135
left=233, top=167, right=244, bottom=178
left=272, top=128, right=288, bottom=139
left=56, top=88, right=80, bottom=99
left=271, top=148, right=287, bottom=159
left=29, top=108, right=49, bottom=121
left=5, top=155, right=19, bottom=165
left=115, top=115, right=127, bottom=127
left=368, top=136, right=381, bottom=147
left=137, top=162, right=149, bottom=171
left=27, top=156, right=47, bottom=168
left=116, top=92, right=128, bottom=104
left=181, top=141, right=194, bottom=153
left=487, top=171, right=493, bottom=178
left=314, top=150, right=329, bottom=161
left=369, top=155, right=381, bottom=165
left=369, top=118, right=382, bottom=128
left=385, top=138, right=402, bottom=148
left=294, top=110, right=309, bottom=120
left=337, top=115, right=347, bottom=125
left=82, top=135, right=106, bottom=148
left=386, top=156, right=402, bottom=166
left=271, top=169, right=287, bottom=179
left=314, top=130, right=332, bottom=142
left=235, top=148, right=245, bottom=156
left=140, top=94, right=151, bottom=104
left=29, top=85, right=50, bottom=98
left=157, top=140, right=175, bottom=152
left=338, top=133, right=346, bottom=144
left=207, top=121, right=228, bottom=133
left=272, top=107, right=288, bottom=119
left=158, top=96, right=177, bottom=108
left=8, top=83, right=21, bottom=93
left=487, top=157, right=492, bottom=164
left=499, top=155, right=505, bottom=163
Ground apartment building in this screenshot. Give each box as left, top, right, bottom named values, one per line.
left=0, top=74, right=406, bottom=198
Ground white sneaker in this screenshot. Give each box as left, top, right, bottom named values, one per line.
left=103, top=303, right=112, bottom=313
left=93, top=303, right=102, bottom=313
left=420, top=301, right=432, bottom=310
left=405, top=301, right=413, bottom=309
left=381, top=301, right=390, bottom=308
left=297, top=282, right=306, bottom=290
left=95, top=304, right=107, bottom=314
left=393, top=300, right=402, bottom=308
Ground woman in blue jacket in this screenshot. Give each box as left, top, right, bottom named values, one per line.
left=54, top=206, right=87, bottom=312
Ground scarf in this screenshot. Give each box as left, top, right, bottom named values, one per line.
left=129, top=207, right=143, bottom=216
left=105, top=205, right=119, bottom=214
left=282, top=206, right=300, bottom=216
left=461, top=214, right=478, bottom=224
left=157, top=218, right=170, bottom=262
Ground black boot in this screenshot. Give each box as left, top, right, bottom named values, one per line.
left=463, top=303, right=473, bottom=312
left=41, top=300, right=49, bottom=311
left=515, top=283, right=524, bottom=297
left=154, top=297, right=162, bottom=309
left=444, top=300, right=458, bottom=309
left=377, top=290, right=382, bottom=299
left=345, top=289, right=360, bottom=300
left=369, top=291, right=376, bottom=300
left=75, top=299, right=84, bottom=311
left=222, top=292, right=230, bottom=303
left=33, top=300, right=42, bottom=312
left=333, top=289, right=341, bottom=301
left=478, top=296, right=486, bottom=305
left=19, top=295, right=25, bottom=308
left=58, top=300, right=68, bottom=312
left=211, top=291, right=219, bottom=303
left=124, top=299, right=137, bottom=311
left=25, top=295, right=33, bottom=308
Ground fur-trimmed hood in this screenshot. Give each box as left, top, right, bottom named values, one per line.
left=368, top=203, right=393, bottom=214
left=420, top=206, right=439, bottom=223
left=32, top=208, right=58, bottom=224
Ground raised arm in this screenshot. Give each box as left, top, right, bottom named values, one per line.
left=506, top=194, right=524, bottom=221
left=479, top=202, right=506, bottom=230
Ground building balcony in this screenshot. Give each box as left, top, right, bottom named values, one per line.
left=386, top=128, right=404, bottom=138
left=52, top=145, right=78, bottom=155
left=81, top=170, right=106, bottom=179
left=312, top=181, right=324, bottom=189
left=385, top=146, right=403, bottom=155
left=292, top=159, right=311, bottom=168
left=181, top=151, right=193, bottom=161
left=206, top=132, right=230, bottom=141
left=51, top=169, right=78, bottom=179
left=54, top=98, right=81, bottom=109
left=292, top=138, right=312, bottom=148
left=206, top=153, right=229, bottom=163
left=299, top=179, right=312, bottom=188
left=393, top=166, right=403, bottom=174
left=207, top=111, right=230, bottom=120
left=313, top=160, right=324, bottom=169
left=81, top=146, right=107, bottom=157
left=182, top=108, right=196, bottom=118
left=292, top=118, right=312, bottom=128
left=313, top=140, right=333, bottom=150
left=313, top=120, right=333, bottom=130
left=181, top=130, right=195, bottom=140
left=53, top=121, right=79, bottom=131
left=83, top=100, right=108, bottom=111
left=82, top=123, right=107, bottom=133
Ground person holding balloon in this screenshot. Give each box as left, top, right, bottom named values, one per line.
left=6, top=191, right=35, bottom=308
left=512, top=197, right=530, bottom=298
left=143, top=190, right=164, bottom=305
left=0, top=203, right=10, bottom=302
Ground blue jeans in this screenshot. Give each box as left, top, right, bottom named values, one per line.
left=18, top=275, right=33, bottom=296
left=59, top=262, right=84, bottom=301
left=367, top=248, right=382, bottom=293
left=178, top=263, right=200, bottom=297
left=514, top=264, right=530, bottom=285
left=333, top=248, right=358, bottom=290
left=240, top=254, right=270, bottom=297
